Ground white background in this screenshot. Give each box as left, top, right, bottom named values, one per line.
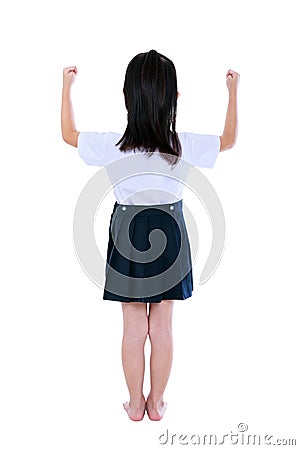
left=0, top=0, right=299, bottom=448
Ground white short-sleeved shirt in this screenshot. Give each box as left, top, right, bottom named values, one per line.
left=77, top=131, right=220, bottom=205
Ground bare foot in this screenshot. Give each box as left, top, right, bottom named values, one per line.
left=145, top=398, right=167, bottom=421
left=123, top=401, right=146, bottom=421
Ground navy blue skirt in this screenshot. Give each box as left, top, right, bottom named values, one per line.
left=103, top=199, right=193, bottom=303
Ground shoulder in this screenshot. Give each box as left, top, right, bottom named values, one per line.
left=78, top=131, right=122, bottom=147
left=177, top=132, right=220, bottom=168
left=178, top=132, right=220, bottom=148
left=77, top=131, right=123, bottom=166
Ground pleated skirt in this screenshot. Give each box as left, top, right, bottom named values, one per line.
left=103, top=199, right=193, bottom=303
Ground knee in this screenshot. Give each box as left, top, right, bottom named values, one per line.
left=122, top=303, right=148, bottom=342
left=148, top=301, right=173, bottom=341
left=148, top=318, right=172, bottom=342
left=123, top=319, right=148, bottom=343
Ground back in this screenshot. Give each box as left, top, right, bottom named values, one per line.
left=77, top=131, right=220, bottom=205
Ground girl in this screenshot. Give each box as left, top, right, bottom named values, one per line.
left=61, top=50, right=239, bottom=421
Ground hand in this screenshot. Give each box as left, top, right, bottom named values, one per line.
left=63, top=66, right=78, bottom=89
left=226, top=69, right=240, bottom=92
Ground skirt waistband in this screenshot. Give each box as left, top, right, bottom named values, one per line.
left=113, top=199, right=183, bottom=216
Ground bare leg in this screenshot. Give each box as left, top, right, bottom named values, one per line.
left=146, top=300, right=174, bottom=420
left=121, top=302, right=148, bottom=421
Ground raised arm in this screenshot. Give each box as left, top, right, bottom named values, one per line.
left=219, top=69, right=240, bottom=151
left=61, top=66, right=80, bottom=148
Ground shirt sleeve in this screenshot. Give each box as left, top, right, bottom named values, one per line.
left=77, top=132, right=114, bottom=166
left=178, top=132, right=220, bottom=168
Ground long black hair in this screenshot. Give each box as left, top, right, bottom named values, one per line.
left=116, top=50, right=182, bottom=166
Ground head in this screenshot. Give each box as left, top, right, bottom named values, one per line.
left=116, top=50, right=181, bottom=166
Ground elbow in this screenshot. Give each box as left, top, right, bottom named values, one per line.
left=62, top=133, right=72, bottom=146
left=62, top=130, right=79, bottom=148
left=219, top=134, right=237, bottom=152
left=62, top=132, right=69, bottom=144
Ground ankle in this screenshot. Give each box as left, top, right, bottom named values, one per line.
left=147, top=394, right=164, bottom=406
left=129, top=396, right=146, bottom=407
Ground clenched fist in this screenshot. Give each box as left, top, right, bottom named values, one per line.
left=226, top=69, right=240, bottom=92
left=63, top=66, right=78, bottom=89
